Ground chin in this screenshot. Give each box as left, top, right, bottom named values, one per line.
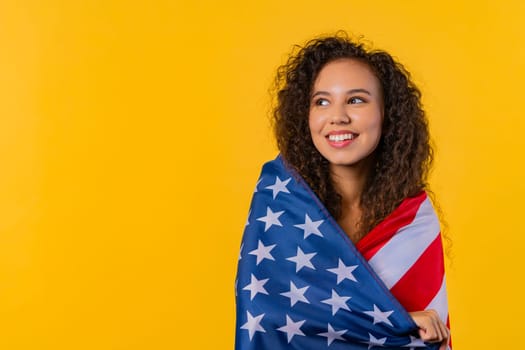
left=327, top=158, right=359, bottom=167
left=326, top=154, right=375, bottom=170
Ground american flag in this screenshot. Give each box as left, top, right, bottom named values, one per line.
left=235, top=156, right=449, bottom=349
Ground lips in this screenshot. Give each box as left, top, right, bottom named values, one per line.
left=326, top=130, right=358, bottom=148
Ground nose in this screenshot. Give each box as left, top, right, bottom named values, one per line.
left=330, top=105, right=351, bottom=124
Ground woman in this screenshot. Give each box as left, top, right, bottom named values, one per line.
left=236, top=33, right=450, bottom=350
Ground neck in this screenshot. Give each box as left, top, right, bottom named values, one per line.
left=330, top=160, right=373, bottom=243
left=330, top=161, right=372, bottom=209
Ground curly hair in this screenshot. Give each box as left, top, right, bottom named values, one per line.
left=272, top=32, right=433, bottom=240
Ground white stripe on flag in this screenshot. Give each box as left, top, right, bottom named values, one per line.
left=368, top=198, right=440, bottom=289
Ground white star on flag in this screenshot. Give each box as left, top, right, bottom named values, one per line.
left=280, top=281, right=310, bottom=307
left=239, top=243, right=243, bottom=260
left=242, top=274, right=269, bottom=300
left=367, top=333, right=387, bottom=349
left=402, top=335, right=425, bottom=348
left=265, top=176, right=291, bottom=199
left=321, top=289, right=351, bottom=315
left=318, top=323, right=347, bottom=346
left=256, top=206, right=284, bottom=232
left=294, top=214, right=324, bottom=239
left=254, top=179, right=262, bottom=193
left=248, top=240, right=276, bottom=265
left=286, top=247, right=316, bottom=272
left=363, top=304, right=394, bottom=327
left=277, top=315, right=306, bottom=343
left=240, top=311, right=265, bottom=340
left=327, top=259, right=358, bottom=284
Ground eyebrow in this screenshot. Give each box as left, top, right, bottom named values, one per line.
left=311, top=89, right=372, bottom=97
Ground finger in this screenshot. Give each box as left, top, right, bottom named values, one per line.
left=428, top=318, right=442, bottom=342
left=437, top=320, right=449, bottom=342
left=419, top=325, right=438, bottom=342
left=429, top=312, right=447, bottom=342
left=434, top=320, right=445, bottom=342
left=439, top=336, right=449, bottom=350
left=426, top=321, right=446, bottom=343
left=410, top=310, right=448, bottom=343
left=437, top=325, right=449, bottom=350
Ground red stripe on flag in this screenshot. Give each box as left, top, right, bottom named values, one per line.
left=357, top=192, right=427, bottom=260
left=389, top=234, right=445, bottom=312
left=447, top=316, right=452, bottom=349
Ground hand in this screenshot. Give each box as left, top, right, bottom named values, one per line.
left=409, top=309, right=449, bottom=350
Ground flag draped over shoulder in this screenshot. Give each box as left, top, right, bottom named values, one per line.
left=356, top=189, right=450, bottom=328
left=235, top=156, right=448, bottom=350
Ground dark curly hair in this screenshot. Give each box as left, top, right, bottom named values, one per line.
left=272, top=32, right=433, bottom=240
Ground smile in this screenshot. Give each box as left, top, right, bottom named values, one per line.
left=326, top=132, right=359, bottom=149
left=328, top=133, right=355, bottom=142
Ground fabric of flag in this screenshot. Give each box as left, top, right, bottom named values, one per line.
left=235, top=155, right=450, bottom=349
left=355, top=190, right=451, bottom=334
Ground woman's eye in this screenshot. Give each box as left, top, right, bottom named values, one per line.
left=314, top=98, right=329, bottom=106
left=349, top=97, right=365, bottom=104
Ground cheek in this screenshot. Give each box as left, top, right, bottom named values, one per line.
left=363, top=111, right=383, bottom=134
left=371, top=118, right=382, bottom=132
left=371, top=120, right=383, bottom=144
left=308, top=112, right=324, bottom=133
left=358, top=115, right=383, bottom=148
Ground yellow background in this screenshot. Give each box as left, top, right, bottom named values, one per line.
left=1, top=0, right=523, bottom=348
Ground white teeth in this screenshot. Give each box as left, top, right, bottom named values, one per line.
left=328, top=133, right=354, bottom=141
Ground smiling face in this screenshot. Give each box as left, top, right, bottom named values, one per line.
left=308, top=58, right=384, bottom=173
